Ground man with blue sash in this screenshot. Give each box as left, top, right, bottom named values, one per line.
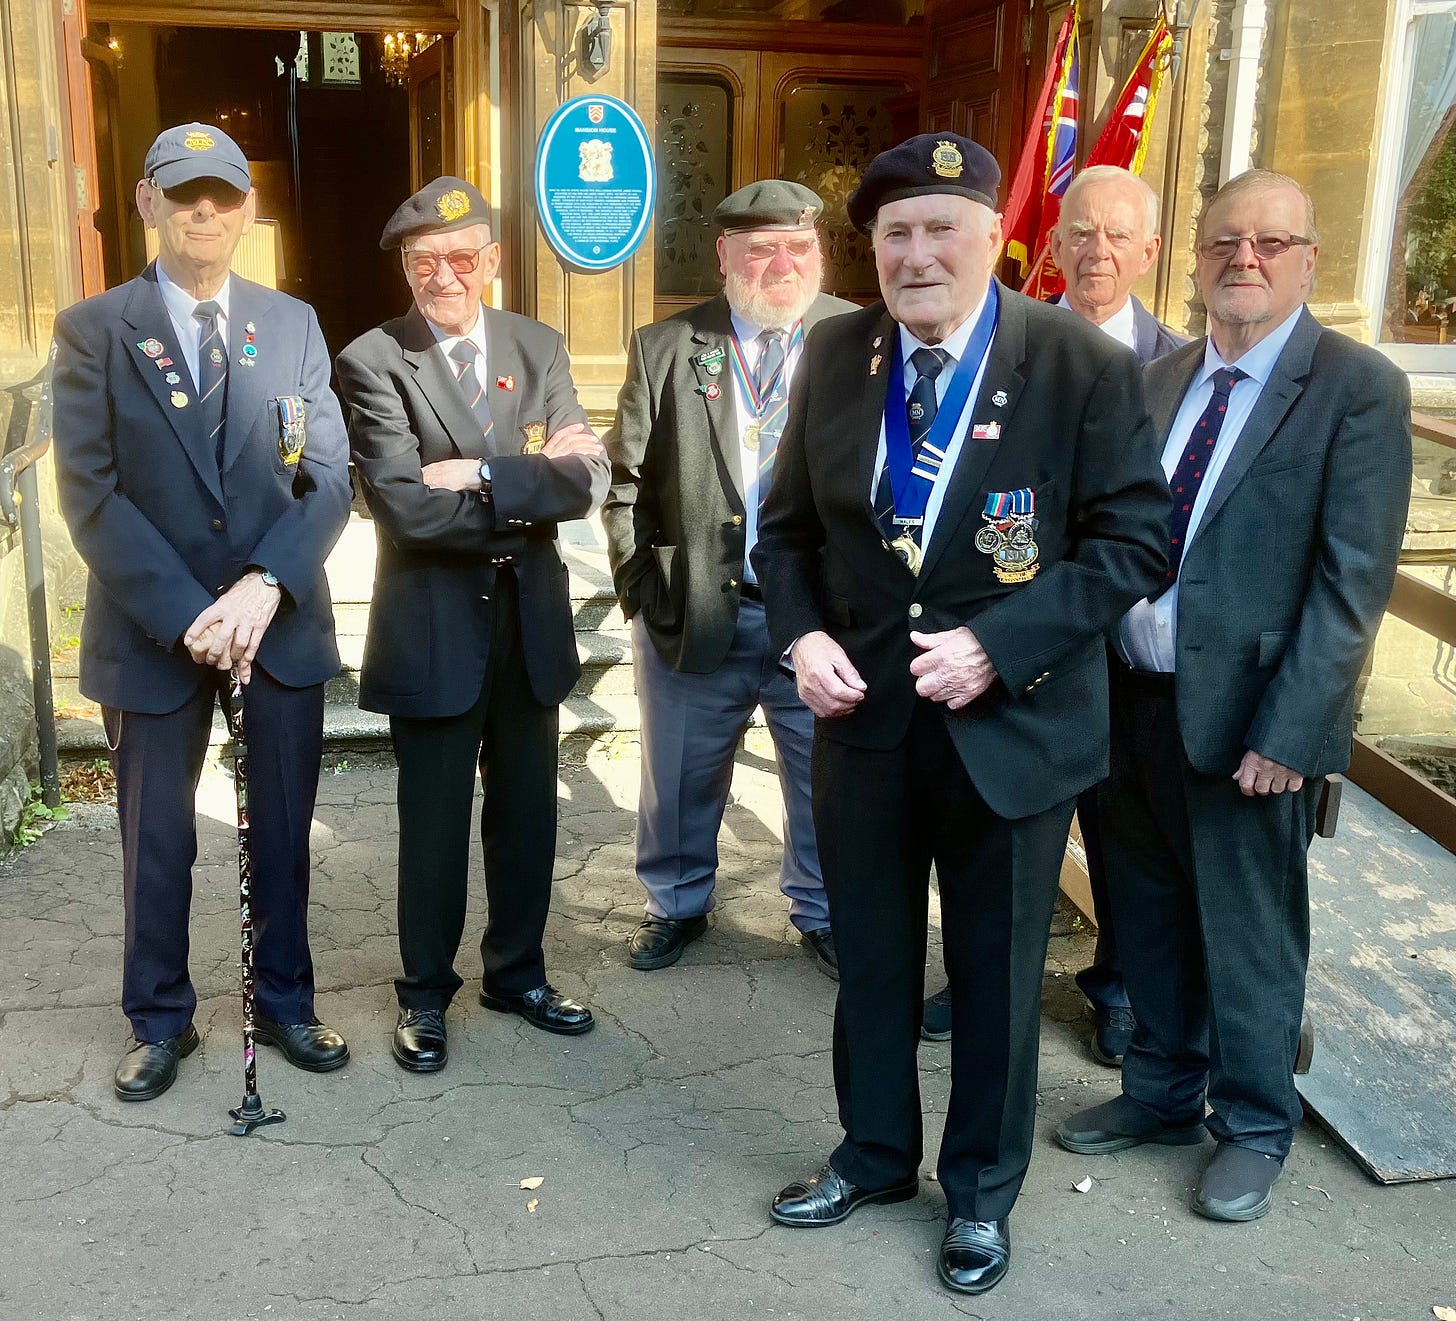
left=752, top=134, right=1169, bottom=1295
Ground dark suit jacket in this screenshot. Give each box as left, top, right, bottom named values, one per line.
left=1150, top=309, right=1412, bottom=779
left=601, top=291, right=856, bottom=673
left=752, top=283, right=1171, bottom=820
left=1130, top=296, right=1188, bottom=364
left=51, top=264, right=352, bottom=714
left=336, top=305, right=608, bottom=717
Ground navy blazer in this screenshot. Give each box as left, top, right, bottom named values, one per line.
left=51, top=264, right=352, bottom=714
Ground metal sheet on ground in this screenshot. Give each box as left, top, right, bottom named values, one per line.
left=1299, top=781, right=1456, bottom=1183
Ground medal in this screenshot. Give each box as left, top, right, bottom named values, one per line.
left=890, top=532, right=923, bottom=576
left=742, top=423, right=760, bottom=451
left=978, top=490, right=1040, bottom=583
left=275, top=395, right=306, bottom=465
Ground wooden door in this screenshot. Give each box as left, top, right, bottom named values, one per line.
left=408, top=36, right=453, bottom=189
left=59, top=0, right=107, bottom=295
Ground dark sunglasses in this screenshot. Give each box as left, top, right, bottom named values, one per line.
left=150, top=178, right=245, bottom=208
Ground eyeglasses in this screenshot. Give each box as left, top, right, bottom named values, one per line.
left=1197, top=231, right=1314, bottom=261
left=1063, top=226, right=1138, bottom=251
left=732, top=236, right=817, bottom=262
left=402, top=246, right=492, bottom=279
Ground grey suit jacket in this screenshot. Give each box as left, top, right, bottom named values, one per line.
left=1150, top=308, right=1411, bottom=779
left=1130, top=296, right=1188, bottom=365
left=601, top=291, right=856, bottom=673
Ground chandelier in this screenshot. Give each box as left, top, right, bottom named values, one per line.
left=381, top=31, right=440, bottom=86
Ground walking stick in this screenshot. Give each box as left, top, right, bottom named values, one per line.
left=222, top=668, right=285, bottom=1137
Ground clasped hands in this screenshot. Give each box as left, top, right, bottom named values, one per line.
left=790, top=625, right=996, bottom=719
left=183, top=570, right=282, bottom=685
left=419, top=422, right=604, bottom=492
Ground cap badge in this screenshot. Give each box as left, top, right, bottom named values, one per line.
left=183, top=131, right=216, bottom=152
left=436, top=189, right=472, bottom=223
left=521, top=421, right=547, bottom=454
left=931, top=140, right=964, bottom=179
left=798, top=206, right=819, bottom=225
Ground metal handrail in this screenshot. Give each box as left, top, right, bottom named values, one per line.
left=0, top=363, right=60, bottom=808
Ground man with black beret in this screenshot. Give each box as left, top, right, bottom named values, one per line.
left=336, top=176, right=608, bottom=1072
left=601, top=181, right=854, bottom=976
left=753, top=134, right=1169, bottom=1293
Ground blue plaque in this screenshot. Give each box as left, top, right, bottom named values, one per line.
left=534, top=94, right=656, bottom=271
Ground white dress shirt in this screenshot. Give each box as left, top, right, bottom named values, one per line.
left=866, top=283, right=996, bottom=551
left=729, top=309, right=806, bottom=584
left=1117, top=305, right=1306, bottom=671
left=427, top=302, right=490, bottom=383
left=156, top=262, right=232, bottom=391
left=1058, top=292, right=1137, bottom=352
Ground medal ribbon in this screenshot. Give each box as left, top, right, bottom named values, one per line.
left=882, top=285, right=999, bottom=525
left=727, top=320, right=803, bottom=422
left=983, top=487, right=1034, bottom=520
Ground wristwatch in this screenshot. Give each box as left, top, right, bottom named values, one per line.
left=478, top=459, right=492, bottom=493
left=259, top=569, right=280, bottom=588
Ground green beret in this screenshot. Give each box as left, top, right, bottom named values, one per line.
left=713, top=180, right=824, bottom=233
left=379, top=176, right=491, bottom=250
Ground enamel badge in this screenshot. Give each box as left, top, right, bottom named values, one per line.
left=521, top=421, right=547, bottom=454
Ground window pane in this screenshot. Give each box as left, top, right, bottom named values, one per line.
left=660, top=0, right=922, bottom=21
left=655, top=75, right=733, bottom=299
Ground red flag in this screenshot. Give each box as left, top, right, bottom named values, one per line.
left=1085, top=19, right=1173, bottom=171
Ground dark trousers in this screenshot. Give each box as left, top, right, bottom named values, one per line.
left=1073, top=784, right=1131, bottom=1012
left=1099, top=663, right=1319, bottom=1158
left=390, top=571, right=559, bottom=1009
left=108, top=669, right=324, bottom=1042
left=816, top=699, right=1073, bottom=1221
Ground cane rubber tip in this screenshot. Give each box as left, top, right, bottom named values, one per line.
left=228, top=1100, right=286, bottom=1136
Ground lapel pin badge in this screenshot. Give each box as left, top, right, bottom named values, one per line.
left=242, top=344, right=258, bottom=358
left=991, top=389, right=1009, bottom=408
left=140, top=338, right=164, bottom=358
left=972, top=421, right=1002, bottom=441
left=870, top=354, right=882, bottom=376
left=245, top=321, right=256, bottom=334
left=165, top=372, right=180, bottom=385
left=496, top=374, right=516, bottom=392
left=704, top=382, right=722, bottom=401
left=156, top=356, right=173, bottom=369
left=873, top=336, right=883, bottom=349
left=170, top=390, right=188, bottom=409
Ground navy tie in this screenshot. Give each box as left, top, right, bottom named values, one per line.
left=448, top=340, right=496, bottom=452
left=193, top=300, right=228, bottom=467
left=875, top=346, right=947, bottom=540
left=754, top=330, right=789, bottom=518
left=1161, top=366, right=1247, bottom=592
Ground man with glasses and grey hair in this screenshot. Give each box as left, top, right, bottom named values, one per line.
left=336, top=176, right=608, bottom=1073
left=1055, top=169, right=1411, bottom=1223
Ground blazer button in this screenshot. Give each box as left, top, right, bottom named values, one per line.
left=210, top=519, right=224, bottom=532
left=908, top=603, right=923, bottom=620
left=732, top=515, right=744, bottom=526
left=726, top=578, right=739, bottom=590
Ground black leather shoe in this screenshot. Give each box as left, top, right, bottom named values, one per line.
left=1192, top=1143, right=1282, bottom=1222
left=393, top=1007, right=447, bottom=1073
left=1055, top=1094, right=1206, bottom=1154
left=629, top=915, right=708, bottom=970
left=1091, top=1005, right=1137, bottom=1066
left=921, top=984, right=952, bottom=1042
left=770, top=1163, right=918, bottom=1227
left=939, top=1217, right=1011, bottom=1295
left=254, top=1018, right=349, bottom=1072
left=114, top=1024, right=200, bottom=1101
left=480, top=983, right=595, bottom=1036
left=802, top=927, right=838, bottom=981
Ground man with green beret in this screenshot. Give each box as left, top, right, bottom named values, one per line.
left=602, top=180, right=855, bottom=974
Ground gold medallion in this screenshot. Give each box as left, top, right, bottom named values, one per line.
left=931, top=140, right=964, bottom=179
left=436, top=188, right=472, bottom=223
left=890, top=532, right=923, bottom=576
left=743, top=423, right=761, bottom=451
left=170, top=390, right=188, bottom=409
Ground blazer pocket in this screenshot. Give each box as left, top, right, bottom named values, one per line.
left=1258, top=629, right=1293, bottom=668
left=1248, top=450, right=1324, bottom=478
left=824, top=592, right=854, bottom=628
left=647, top=544, right=684, bottom=631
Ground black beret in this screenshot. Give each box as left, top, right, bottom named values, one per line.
left=713, top=180, right=824, bottom=232
left=380, top=176, right=491, bottom=250
left=846, top=133, right=1000, bottom=233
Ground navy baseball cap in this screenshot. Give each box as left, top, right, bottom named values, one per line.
left=143, top=123, right=251, bottom=194
left=847, top=133, right=1000, bottom=233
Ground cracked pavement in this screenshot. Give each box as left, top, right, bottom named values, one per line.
left=2, top=740, right=1452, bottom=1320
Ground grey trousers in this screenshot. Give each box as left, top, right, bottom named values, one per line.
left=631, top=598, right=828, bottom=933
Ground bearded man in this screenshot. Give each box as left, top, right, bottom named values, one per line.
left=602, top=181, right=856, bottom=974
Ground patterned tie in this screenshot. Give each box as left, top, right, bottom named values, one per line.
left=193, top=300, right=228, bottom=467
left=1160, top=366, right=1248, bottom=592
left=448, top=340, right=496, bottom=453
left=875, top=346, right=948, bottom=540
left=755, top=330, right=788, bottom=517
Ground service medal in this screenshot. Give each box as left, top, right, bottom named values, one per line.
left=275, top=395, right=306, bottom=466
left=742, top=423, right=760, bottom=451
left=891, top=532, right=923, bottom=576
left=979, top=489, right=1040, bottom=583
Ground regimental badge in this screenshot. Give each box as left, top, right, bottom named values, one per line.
left=870, top=354, right=882, bottom=377
left=704, top=382, right=722, bottom=401
left=275, top=395, right=306, bottom=466
left=140, top=339, right=164, bottom=358
left=165, top=372, right=180, bottom=385
left=521, top=421, right=547, bottom=454
left=931, top=140, right=964, bottom=179
left=991, top=389, right=1009, bottom=407
left=210, top=347, right=225, bottom=366
left=695, top=347, right=725, bottom=377
left=976, top=489, right=1040, bottom=583
left=496, top=374, right=516, bottom=392
left=184, top=131, right=215, bottom=152
left=170, top=390, right=188, bottom=409
left=798, top=205, right=819, bottom=226
left=436, top=188, right=472, bottom=223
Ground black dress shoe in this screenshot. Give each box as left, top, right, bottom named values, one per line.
left=770, top=1163, right=919, bottom=1227
left=393, top=1007, right=447, bottom=1073
left=254, top=1018, right=350, bottom=1072
left=921, top=984, right=952, bottom=1042
left=802, top=927, right=838, bottom=980
left=1091, top=1005, right=1136, bottom=1066
left=1192, top=1143, right=1282, bottom=1222
left=114, top=1024, right=200, bottom=1101
left=629, top=915, right=708, bottom=970
left=1055, top=1094, right=1207, bottom=1154
left=939, top=1217, right=1011, bottom=1295
left=480, top=983, right=595, bottom=1036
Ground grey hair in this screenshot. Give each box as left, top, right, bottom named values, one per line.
left=1199, top=169, right=1319, bottom=244
left=1058, top=165, right=1161, bottom=235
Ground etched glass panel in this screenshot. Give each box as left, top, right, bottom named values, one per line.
left=655, top=75, right=733, bottom=299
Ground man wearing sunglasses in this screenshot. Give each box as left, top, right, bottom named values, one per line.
left=336, top=177, right=607, bottom=1073
left=50, top=123, right=354, bottom=1099
left=601, top=181, right=855, bottom=977
left=1056, top=171, right=1412, bottom=1223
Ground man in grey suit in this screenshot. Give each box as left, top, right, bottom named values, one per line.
left=1056, top=170, right=1411, bottom=1222
left=602, top=182, right=855, bottom=976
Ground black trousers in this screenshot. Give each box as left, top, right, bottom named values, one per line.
left=1073, top=783, right=1131, bottom=1012
left=815, top=699, right=1073, bottom=1222
left=390, top=571, right=559, bottom=1009
left=108, top=669, right=324, bottom=1042
left=1099, top=662, right=1320, bottom=1158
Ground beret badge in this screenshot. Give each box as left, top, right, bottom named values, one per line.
left=436, top=188, right=472, bottom=223
left=931, top=140, right=964, bottom=179
left=184, top=131, right=216, bottom=152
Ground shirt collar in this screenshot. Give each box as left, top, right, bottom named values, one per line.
left=729, top=308, right=797, bottom=358
left=156, top=261, right=232, bottom=331
left=898, top=283, right=991, bottom=366
left=1055, top=292, right=1138, bottom=351
left=427, top=303, right=488, bottom=359
left=1197, top=304, right=1305, bottom=389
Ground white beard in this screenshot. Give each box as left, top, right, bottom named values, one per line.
left=725, top=269, right=823, bottom=330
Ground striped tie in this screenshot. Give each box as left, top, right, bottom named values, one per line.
left=448, top=340, right=496, bottom=452
left=755, top=329, right=788, bottom=518
left=193, top=300, right=227, bottom=467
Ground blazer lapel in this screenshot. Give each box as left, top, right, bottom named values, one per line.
left=855, top=307, right=899, bottom=525
left=689, top=296, right=745, bottom=514
left=482, top=310, right=523, bottom=456
left=1145, top=339, right=1204, bottom=442
left=399, top=305, right=492, bottom=458
left=918, top=282, right=1024, bottom=582
left=220, top=278, right=273, bottom=477
left=120, top=266, right=224, bottom=508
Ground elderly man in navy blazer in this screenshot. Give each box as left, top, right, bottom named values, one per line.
left=52, top=124, right=353, bottom=1101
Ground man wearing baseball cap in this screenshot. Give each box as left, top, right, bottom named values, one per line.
left=51, top=123, right=354, bottom=1099
left=602, top=180, right=855, bottom=977
left=752, top=134, right=1169, bottom=1294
